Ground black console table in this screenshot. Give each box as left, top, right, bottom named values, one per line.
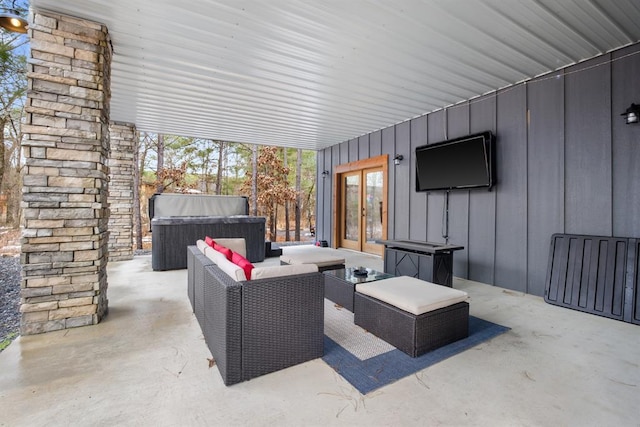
left=378, top=240, right=464, bottom=287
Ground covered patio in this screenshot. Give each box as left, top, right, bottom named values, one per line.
left=18, top=0, right=640, bottom=330
left=2, top=249, right=639, bottom=425
left=5, top=1, right=640, bottom=424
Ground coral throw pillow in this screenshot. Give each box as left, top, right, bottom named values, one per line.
left=213, top=243, right=233, bottom=260
left=204, top=236, right=215, bottom=247
left=231, top=251, right=254, bottom=280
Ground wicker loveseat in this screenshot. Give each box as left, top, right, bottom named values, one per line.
left=186, top=241, right=325, bottom=386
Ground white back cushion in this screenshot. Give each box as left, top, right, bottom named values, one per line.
left=204, top=246, right=228, bottom=265
left=196, top=239, right=207, bottom=253
left=215, top=257, right=247, bottom=282
left=214, top=238, right=247, bottom=258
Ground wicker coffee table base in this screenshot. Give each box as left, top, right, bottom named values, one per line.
left=324, top=273, right=356, bottom=311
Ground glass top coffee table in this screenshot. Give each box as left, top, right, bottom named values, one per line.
left=323, top=267, right=394, bottom=312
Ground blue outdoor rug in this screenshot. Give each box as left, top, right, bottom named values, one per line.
left=322, top=300, right=510, bottom=395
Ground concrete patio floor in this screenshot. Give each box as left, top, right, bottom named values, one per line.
left=1, top=247, right=638, bottom=426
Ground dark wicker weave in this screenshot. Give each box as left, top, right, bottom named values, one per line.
left=354, top=292, right=469, bottom=357
left=187, top=247, right=195, bottom=311
left=202, top=263, right=243, bottom=385
left=152, top=216, right=266, bottom=270
left=241, top=274, right=324, bottom=380
left=189, top=245, right=325, bottom=385
left=323, top=273, right=356, bottom=311
left=187, top=246, right=201, bottom=312
left=280, top=260, right=345, bottom=272
left=190, top=248, right=213, bottom=325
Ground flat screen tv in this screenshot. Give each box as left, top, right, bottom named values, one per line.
left=415, top=131, right=495, bottom=192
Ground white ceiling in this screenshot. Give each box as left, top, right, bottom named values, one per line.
left=30, top=0, right=640, bottom=150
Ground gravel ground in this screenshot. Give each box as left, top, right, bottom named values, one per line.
left=0, top=255, right=20, bottom=351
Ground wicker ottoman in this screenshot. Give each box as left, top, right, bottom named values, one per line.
left=354, top=276, right=469, bottom=357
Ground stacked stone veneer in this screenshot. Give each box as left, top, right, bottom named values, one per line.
left=20, top=11, right=112, bottom=335
left=108, top=122, right=137, bottom=261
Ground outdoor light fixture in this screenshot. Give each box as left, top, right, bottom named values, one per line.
left=0, top=2, right=27, bottom=34
left=621, top=103, right=640, bottom=124
left=321, top=170, right=330, bottom=178
left=394, top=154, right=404, bottom=165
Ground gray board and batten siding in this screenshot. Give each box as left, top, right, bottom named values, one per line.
left=316, top=42, right=640, bottom=297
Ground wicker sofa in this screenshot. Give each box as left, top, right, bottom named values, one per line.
left=186, top=241, right=325, bottom=386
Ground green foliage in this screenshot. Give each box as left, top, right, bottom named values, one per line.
left=0, top=332, right=18, bottom=352
left=0, top=44, right=10, bottom=64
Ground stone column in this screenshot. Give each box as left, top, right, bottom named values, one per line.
left=108, top=122, right=137, bottom=261
left=20, top=11, right=112, bottom=335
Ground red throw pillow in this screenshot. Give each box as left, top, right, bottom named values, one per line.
left=213, top=243, right=233, bottom=260
left=231, top=251, right=254, bottom=280
left=204, top=236, right=215, bottom=247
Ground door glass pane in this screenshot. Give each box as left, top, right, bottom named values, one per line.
left=344, top=175, right=360, bottom=241
left=365, top=170, right=383, bottom=243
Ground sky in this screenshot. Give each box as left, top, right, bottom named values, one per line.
left=1, top=0, right=29, bottom=54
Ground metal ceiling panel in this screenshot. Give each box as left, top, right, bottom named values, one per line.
left=30, top=0, right=640, bottom=150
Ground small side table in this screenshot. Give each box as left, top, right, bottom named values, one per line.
left=323, top=267, right=394, bottom=312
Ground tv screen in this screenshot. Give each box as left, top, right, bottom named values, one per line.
left=415, top=131, right=495, bottom=192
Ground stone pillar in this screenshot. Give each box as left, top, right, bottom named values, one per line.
left=108, top=122, right=137, bottom=261
left=20, top=11, right=112, bottom=335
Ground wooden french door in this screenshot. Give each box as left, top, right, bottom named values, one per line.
left=340, top=171, right=362, bottom=251
left=335, top=155, right=388, bottom=256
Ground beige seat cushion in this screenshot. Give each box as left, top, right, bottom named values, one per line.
left=279, top=252, right=344, bottom=268
left=356, top=276, right=469, bottom=315
left=251, top=264, right=318, bottom=280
